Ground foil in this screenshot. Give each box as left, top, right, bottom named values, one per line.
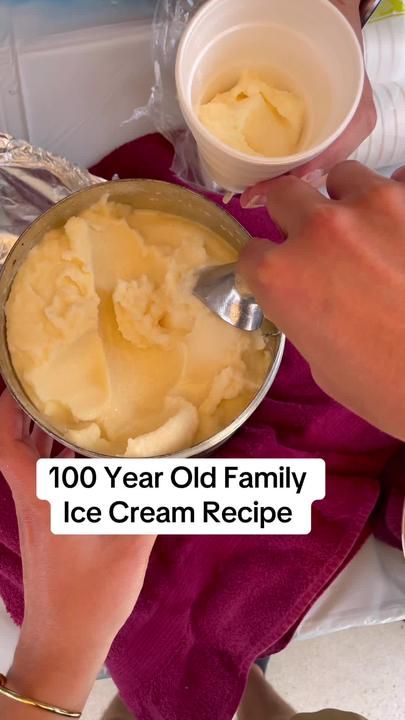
left=0, top=133, right=103, bottom=265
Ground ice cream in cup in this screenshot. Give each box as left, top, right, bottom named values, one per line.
left=176, top=0, right=365, bottom=192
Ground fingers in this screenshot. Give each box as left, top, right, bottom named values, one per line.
left=327, top=160, right=386, bottom=200
left=237, top=237, right=279, bottom=322
left=392, top=166, right=405, bottom=183
left=0, top=389, right=25, bottom=445
left=0, top=389, right=56, bottom=460
left=241, top=176, right=329, bottom=236
left=0, top=392, right=38, bottom=504
left=22, top=413, right=32, bottom=438
left=31, top=423, right=54, bottom=458
left=240, top=183, right=268, bottom=209
left=242, top=163, right=404, bottom=228
left=58, top=447, right=75, bottom=460
left=238, top=237, right=274, bottom=282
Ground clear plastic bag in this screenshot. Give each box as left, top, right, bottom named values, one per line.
left=130, top=0, right=212, bottom=191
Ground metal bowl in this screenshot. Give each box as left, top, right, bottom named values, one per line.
left=0, top=179, right=285, bottom=458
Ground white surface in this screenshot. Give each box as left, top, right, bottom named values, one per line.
left=270, top=622, right=405, bottom=720
left=297, top=538, right=405, bottom=640
left=0, top=20, right=154, bottom=168
left=364, top=13, right=405, bottom=85
left=352, top=81, right=405, bottom=168
left=0, top=596, right=19, bottom=674
left=82, top=679, right=117, bottom=720
left=176, top=0, right=364, bottom=191
left=352, top=13, right=405, bottom=169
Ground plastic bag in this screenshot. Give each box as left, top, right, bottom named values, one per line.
left=130, top=0, right=212, bottom=191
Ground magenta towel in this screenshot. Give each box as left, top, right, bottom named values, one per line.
left=0, top=134, right=404, bottom=720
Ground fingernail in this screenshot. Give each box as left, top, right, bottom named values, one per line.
left=302, top=170, right=327, bottom=188
left=240, top=194, right=266, bottom=209
left=222, top=191, right=235, bottom=205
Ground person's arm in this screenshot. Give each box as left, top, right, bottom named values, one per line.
left=239, top=162, right=405, bottom=441
left=0, top=391, right=155, bottom=718
left=1, top=637, right=106, bottom=718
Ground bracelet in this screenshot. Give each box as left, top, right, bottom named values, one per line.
left=0, top=674, right=81, bottom=718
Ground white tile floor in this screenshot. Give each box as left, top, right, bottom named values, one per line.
left=82, top=622, right=405, bottom=720
left=83, top=681, right=117, bottom=720
left=270, top=622, right=405, bottom=720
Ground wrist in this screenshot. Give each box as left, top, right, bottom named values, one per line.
left=20, top=612, right=115, bottom=663
left=6, top=628, right=110, bottom=714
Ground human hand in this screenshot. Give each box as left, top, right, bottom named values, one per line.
left=239, top=162, right=405, bottom=441
left=293, top=0, right=377, bottom=183
left=0, top=390, right=155, bottom=715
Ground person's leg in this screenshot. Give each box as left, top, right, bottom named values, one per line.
left=101, top=694, right=135, bottom=720
left=238, top=664, right=296, bottom=720
left=237, top=667, right=369, bottom=720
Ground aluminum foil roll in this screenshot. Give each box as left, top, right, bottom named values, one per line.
left=0, top=133, right=103, bottom=265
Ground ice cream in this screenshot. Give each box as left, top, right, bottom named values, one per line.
left=199, top=71, right=305, bottom=157
left=6, top=197, right=269, bottom=456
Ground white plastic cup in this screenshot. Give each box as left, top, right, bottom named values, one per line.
left=176, top=0, right=364, bottom=193
left=351, top=82, right=405, bottom=169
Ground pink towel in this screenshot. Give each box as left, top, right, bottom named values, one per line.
left=0, top=133, right=403, bottom=720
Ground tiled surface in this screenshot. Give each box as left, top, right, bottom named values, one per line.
left=269, top=622, right=405, bottom=720
left=82, top=679, right=117, bottom=720
left=82, top=623, right=405, bottom=720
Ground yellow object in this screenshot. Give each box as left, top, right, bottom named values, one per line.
left=0, top=674, right=81, bottom=718
left=6, top=197, right=268, bottom=456
left=199, top=71, right=305, bottom=157
left=371, top=0, right=405, bottom=20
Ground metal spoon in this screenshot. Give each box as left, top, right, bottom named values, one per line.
left=193, top=262, right=263, bottom=332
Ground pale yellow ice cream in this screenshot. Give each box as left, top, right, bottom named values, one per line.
left=199, top=71, right=305, bottom=157
left=6, top=197, right=269, bottom=456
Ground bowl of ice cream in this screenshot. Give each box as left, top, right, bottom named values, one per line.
left=176, top=0, right=364, bottom=191
left=0, top=180, right=284, bottom=459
